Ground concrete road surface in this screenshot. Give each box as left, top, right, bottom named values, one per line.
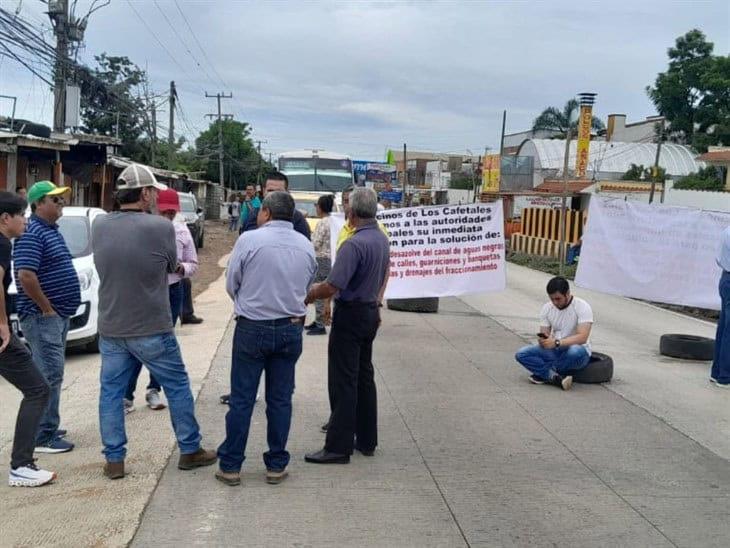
left=2, top=261, right=728, bottom=547
left=133, top=292, right=729, bottom=547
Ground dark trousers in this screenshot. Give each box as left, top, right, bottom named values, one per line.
left=711, top=271, right=730, bottom=384
left=217, top=317, right=303, bottom=473
left=182, top=278, right=194, bottom=319
left=325, top=301, right=379, bottom=455
left=0, top=335, right=50, bottom=468
left=125, top=282, right=183, bottom=400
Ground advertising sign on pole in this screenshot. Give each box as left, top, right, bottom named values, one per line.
left=482, top=154, right=501, bottom=192
left=575, top=105, right=592, bottom=178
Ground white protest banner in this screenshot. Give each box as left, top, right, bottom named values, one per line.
left=575, top=197, right=729, bottom=310
left=329, top=202, right=506, bottom=299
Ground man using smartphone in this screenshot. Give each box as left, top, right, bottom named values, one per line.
left=515, top=276, right=593, bottom=391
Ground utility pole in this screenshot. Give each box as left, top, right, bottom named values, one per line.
left=49, top=0, right=69, bottom=132
left=403, top=143, right=408, bottom=205
left=649, top=120, right=664, bottom=204
left=151, top=102, right=157, bottom=165
left=254, top=140, right=267, bottom=188
left=558, top=126, right=572, bottom=277
left=205, top=92, right=233, bottom=189
left=499, top=110, right=507, bottom=156
left=168, top=81, right=177, bottom=170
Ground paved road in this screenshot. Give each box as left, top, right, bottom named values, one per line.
left=133, top=297, right=730, bottom=547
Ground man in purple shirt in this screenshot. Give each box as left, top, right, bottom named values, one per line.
left=304, top=187, right=390, bottom=464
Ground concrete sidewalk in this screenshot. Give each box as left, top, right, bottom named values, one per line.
left=0, top=256, right=232, bottom=547
left=133, top=298, right=730, bottom=548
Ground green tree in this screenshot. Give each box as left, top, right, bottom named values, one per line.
left=674, top=166, right=724, bottom=191
left=77, top=54, right=151, bottom=159
left=195, top=119, right=271, bottom=190
left=532, top=99, right=605, bottom=137
left=621, top=163, right=666, bottom=182
left=647, top=29, right=730, bottom=151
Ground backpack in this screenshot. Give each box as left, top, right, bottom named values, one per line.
left=228, top=203, right=233, bottom=215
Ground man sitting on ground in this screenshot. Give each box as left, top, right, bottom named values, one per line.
left=515, top=276, right=593, bottom=391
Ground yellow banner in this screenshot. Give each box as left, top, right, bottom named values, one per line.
left=575, top=105, right=592, bottom=178
left=482, top=154, right=500, bottom=192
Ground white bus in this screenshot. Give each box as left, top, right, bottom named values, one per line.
left=278, top=150, right=354, bottom=192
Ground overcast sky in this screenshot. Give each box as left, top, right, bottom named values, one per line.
left=1, top=0, right=728, bottom=161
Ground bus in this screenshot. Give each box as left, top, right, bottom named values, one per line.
left=278, top=150, right=354, bottom=192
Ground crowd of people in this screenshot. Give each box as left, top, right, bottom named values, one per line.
left=0, top=166, right=390, bottom=487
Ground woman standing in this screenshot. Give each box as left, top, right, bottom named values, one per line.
left=306, top=194, right=334, bottom=335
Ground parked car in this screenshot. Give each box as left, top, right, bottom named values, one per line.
left=9, top=207, right=106, bottom=352
left=179, top=192, right=204, bottom=248
left=290, top=191, right=341, bottom=232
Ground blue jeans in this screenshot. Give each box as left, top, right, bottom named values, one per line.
left=20, top=313, right=70, bottom=445
left=124, top=282, right=183, bottom=400
left=217, top=317, right=302, bottom=473
left=711, top=271, right=730, bottom=384
left=515, top=344, right=591, bottom=380
left=99, top=332, right=202, bottom=463
left=228, top=216, right=238, bottom=232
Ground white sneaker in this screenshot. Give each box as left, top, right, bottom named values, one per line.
left=9, top=462, right=57, bottom=487
left=124, top=398, right=135, bottom=414
left=145, top=389, right=166, bottom=410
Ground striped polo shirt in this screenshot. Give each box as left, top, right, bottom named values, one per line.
left=13, top=215, right=81, bottom=318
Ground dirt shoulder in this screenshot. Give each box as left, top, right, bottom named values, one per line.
left=192, top=220, right=237, bottom=298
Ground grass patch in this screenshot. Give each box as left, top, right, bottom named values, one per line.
left=507, top=251, right=577, bottom=280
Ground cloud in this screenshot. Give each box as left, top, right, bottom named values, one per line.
left=2, top=0, right=728, bottom=160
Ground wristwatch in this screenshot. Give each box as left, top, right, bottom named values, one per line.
left=555, top=339, right=561, bottom=348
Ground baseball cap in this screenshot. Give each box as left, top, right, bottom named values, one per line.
left=27, top=181, right=71, bottom=204
left=157, top=188, right=180, bottom=212
left=116, top=164, right=167, bottom=191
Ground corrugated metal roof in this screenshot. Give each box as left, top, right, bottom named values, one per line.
left=518, top=139, right=704, bottom=176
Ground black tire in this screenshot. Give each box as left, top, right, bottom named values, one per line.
left=198, top=231, right=204, bottom=249
left=659, top=334, right=714, bottom=361
left=572, top=352, right=613, bottom=384
left=386, top=298, right=439, bottom=313
left=85, top=335, right=100, bottom=354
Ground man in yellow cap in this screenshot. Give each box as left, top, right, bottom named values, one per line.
left=14, top=181, right=80, bottom=454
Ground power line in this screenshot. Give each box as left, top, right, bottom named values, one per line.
left=124, top=0, right=191, bottom=78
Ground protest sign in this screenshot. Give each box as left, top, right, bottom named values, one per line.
left=575, top=197, right=729, bottom=310
left=329, top=202, right=506, bottom=299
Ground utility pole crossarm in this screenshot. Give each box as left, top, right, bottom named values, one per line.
left=204, top=92, right=233, bottom=190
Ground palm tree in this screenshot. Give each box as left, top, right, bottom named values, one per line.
left=532, top=99, right=605, bottom=137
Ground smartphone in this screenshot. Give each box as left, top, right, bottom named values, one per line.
left=537, top=333, right=548, bottom=339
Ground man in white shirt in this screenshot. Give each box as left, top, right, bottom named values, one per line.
left=515, top=276, right=593, bottom=391
left=710, top=226, right=730, bottom=387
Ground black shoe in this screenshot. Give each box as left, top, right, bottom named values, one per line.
left=220, top=394, right=230, bottom=405
left=305, top=449, right=350, bottom=464
left=550, top=374, right=573, bottom=391
left=304, top=322, right=317, bottom=330
left=182, top=315, right=204, bottom=325
left=307, top=326, right=327, bottom=336
left=528, top=375, right=547, bottom=385
left=320, top=420, right=330, bottom=433
left=355, top=446, right=375, bottom=457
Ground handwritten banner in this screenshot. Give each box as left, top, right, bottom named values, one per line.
left=330, top=202, right=506, bottom=299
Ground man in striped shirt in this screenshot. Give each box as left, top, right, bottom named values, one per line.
left=14, top=181, right=81, bottom=454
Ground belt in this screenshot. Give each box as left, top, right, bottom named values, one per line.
left=236, top=316, right=304, bottom=325
left=334, top=299, right=377, bottom=308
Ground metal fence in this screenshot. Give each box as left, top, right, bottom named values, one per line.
left=500, top=156, right=534, bottom=191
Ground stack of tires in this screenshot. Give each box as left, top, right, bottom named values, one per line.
left=386, top=298, right=439, bottom=313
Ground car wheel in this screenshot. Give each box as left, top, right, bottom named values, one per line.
left=659, top=334, right=714, bottom=361
left=86, top=335, right=100, bottom=354
left=386, top=298, right=439, bottom=313
left=572, top=352, right=613, bottom=383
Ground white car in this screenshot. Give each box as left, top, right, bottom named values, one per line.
left=9, top=206, right=106, bottom=352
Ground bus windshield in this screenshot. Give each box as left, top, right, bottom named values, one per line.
left=279, top=155, right=353, bottom=192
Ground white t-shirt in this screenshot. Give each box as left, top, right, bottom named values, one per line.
left=230, top=201, right=241, bottom=217
left=539, top=297, right=593, bottom=354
